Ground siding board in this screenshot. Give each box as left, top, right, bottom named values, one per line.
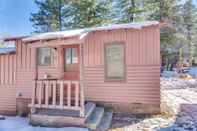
left=84, top=26, right=160, bottom=105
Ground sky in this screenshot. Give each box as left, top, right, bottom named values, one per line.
left=0, top=0, right=37, bottom=36
left=0, top=0, right=197, bottom=36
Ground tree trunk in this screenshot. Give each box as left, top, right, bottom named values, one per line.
left=58, top=0, right=62, bottom=31
left=159, top=0, right=164, bottom=21
left=128, top=0, right=135, bottom=22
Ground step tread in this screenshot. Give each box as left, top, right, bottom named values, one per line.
left=85, top=102, right=96, bottom=119
left=97, top=111, right=113, bottom=131
left=86, top=107, right=104, bottom=130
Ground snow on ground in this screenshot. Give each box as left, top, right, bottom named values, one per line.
left=110, top=74, right=197, bottom=131
left=0, top=117, right=88, bottom=131
left=161, top=71, right=179, bottom=78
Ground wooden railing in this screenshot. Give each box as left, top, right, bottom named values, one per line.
left=30, top=79, right=85, bottom=117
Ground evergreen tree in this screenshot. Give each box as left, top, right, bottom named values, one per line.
left=30, top=0, right=67, bottom=32
left=144, top=0, right=183, bottom=70
left=64, top=0, right=112, bottom=28
left=114, top=0, right=145, bottom=23
left=30, top=0, right=112, bottom=32
left=181, top=0, right=197, bottom=65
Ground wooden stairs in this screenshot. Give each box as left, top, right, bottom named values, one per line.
left=30, top=102, right=113, bottom=131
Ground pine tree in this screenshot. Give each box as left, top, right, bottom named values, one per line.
left=30, top=0, right=69, bottom=32
left=181, top=0, right=197, bottom=66
left=65, top=0, right=112, bottom=28
left=30, top=0, right=112, bottom=32
left=145, top=0, right=183, bottom=70
left=114, top=0, right=145, bottom=23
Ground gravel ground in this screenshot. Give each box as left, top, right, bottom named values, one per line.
left=110, top=76, right=197, bottom=131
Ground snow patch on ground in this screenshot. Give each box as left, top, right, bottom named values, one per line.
left=189, top=67, right=197, bottom=78
left=161, top=77, right=197, bottom=89
left=0, top=117, right=89, bottom=131
left=161, top=71, right=179, bottom=78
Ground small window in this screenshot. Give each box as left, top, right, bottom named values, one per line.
left=64, top=48, right=78, bottom=71
left=37, top=47, right=52, bottom=66
left=65, top=48, right=78, bottom=64
left=105, top=42, right=125, bottom=80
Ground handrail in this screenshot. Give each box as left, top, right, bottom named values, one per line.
left=30, top=79, right=85, bottom=117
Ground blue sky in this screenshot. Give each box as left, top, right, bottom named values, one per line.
left=0, top=0, right=196, bottom=36
left=0, top=0, right=37, bottom=36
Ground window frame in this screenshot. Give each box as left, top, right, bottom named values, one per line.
left=65, top=48, right=78, bottom=65
left=37, top=47, right=53, bottom=66
left=104, top=42, right=126, bottom=82
left=64, top=47, right=79, bottom=72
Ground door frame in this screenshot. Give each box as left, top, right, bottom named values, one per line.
left=62, top=45, right=80, bottom=80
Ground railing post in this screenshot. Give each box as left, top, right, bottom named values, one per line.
left=60, top=81, right=64, bottom=109
left=66, top=81, right=71, bottom=107
left=79, top=44, right=85, bottom=117
left=38, top=81, right=42, bottom=108
left=31, top=80, right=36, bottom=106
left=52, top=81, right=56, bottom=107
left=45, top=81, right=49, bottom=107
left=80, top=84, right=85, bottom=117
left=74, top=81, right=79, bottom=107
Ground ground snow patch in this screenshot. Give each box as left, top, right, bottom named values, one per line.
left=161, top=71, right=179, bottom=78
left=0, top=117, right=89, bottom=131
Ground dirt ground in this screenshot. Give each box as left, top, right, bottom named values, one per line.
left=109, top=77, right=197, bottom=131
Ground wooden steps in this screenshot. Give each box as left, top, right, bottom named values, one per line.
left=96, top=111, right=113, bottom=131
left=86, top=107, right=104, bottom=130
left=84, top=102, right=113, bottom=131
left=29, top=102, right=113, bottom=131
left=85, top=102, right=96, bottom=119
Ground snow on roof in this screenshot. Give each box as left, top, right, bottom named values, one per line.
left=0, top=47, right=16, bottom=54
left=23, top=21, right=159, bottom=42
left=22, top=29, right=85, bottom=42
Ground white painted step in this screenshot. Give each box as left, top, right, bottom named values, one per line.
left=97, top=111, right=113, bottom=131
left=85, top=107, right=104, bottom=130
left=85, top=102, right=96, bottom=119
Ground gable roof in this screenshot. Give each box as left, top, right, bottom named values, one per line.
left=22, top=21, right=159, bottom=42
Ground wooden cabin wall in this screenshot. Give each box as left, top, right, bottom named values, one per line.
left=15, top=41, right=63, bottom=98
left=83, top=26, right=160, bottom=110
left=0, top=53, right=17, bottom=114
left=0, top=40, right=63, bottom=114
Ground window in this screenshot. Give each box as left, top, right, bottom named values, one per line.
left=37, top=47, right=52, bottom=66
left=65, top=48, right=78, bottom=64
left=105, top=42, right=125, bottom=80
left=64, top=48, right=78, bottom=71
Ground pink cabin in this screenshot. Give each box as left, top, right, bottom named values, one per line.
left=0, top=21, right=161, bottom=128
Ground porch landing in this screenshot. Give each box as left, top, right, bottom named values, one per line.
left=29, top=102, right=113, bottom=131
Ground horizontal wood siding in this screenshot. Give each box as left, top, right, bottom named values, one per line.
left=0, top=52, right=17, bottom=113
left=84, top=26, right=160, bottom=105
left=15, top=40, right=36, bottom=98
left=0, top=54, right=16, bottom=85
left=16, top=41, right=63, bottom=98
left=0, top=87, right=17, bottom=113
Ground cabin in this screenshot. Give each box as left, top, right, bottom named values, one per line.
left=0, top=21, right=161, bottom=129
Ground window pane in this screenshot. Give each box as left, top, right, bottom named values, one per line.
left=38, top=48, right=51, bottom=66
left=65, top=48, right=78, bottom=65
left=106, top=43, right=124, bottom=79
left=65, top=48, right=72, bottom=64
left=72, top=48, right=78, bottom=64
